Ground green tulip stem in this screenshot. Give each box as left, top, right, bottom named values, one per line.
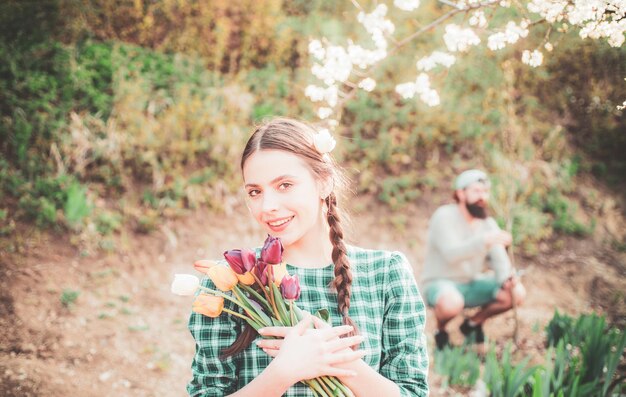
left=222, top=308, right=252, bottom=322
left=332, top=378, right=354, bottom=397
left=307, top=379, right=329, bottom=397
left=198, top=286, right=246, bottom=309
left=232, top=287, right=266, bottom=326
left=250, top=272, right=276, bottom=313
left=289, top=300, right=296, bottom=326
left=238, top=284, right=272, bottom=312
left=317, top=377, right=334, bottom=396
left=261, top=277, right=281, bottom=321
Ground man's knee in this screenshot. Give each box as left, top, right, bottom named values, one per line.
left=434, top=290, right=465, bottom=319
left=512, top=283, right=526, bottom=306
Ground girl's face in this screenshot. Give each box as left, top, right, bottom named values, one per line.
left=243, top=149, right=327, bottom=249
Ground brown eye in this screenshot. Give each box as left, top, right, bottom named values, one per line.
left=247, top=189, right=261, bottom=197
left=278, top=182, right=292, bottom=190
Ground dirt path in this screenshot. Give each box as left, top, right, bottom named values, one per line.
left=1, top=196, right=624, bottom=396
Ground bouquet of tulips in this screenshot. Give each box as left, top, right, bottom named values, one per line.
left=171, top=235, right=354, bottom=397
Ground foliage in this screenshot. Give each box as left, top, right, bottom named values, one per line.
left=434, top=344, right=481, bottom=389
left=432, top=311, right=625, bottom=396
left=0, top=1, right=623, bottom=254
left=484, top=344, right=538, bottom=397
left=60, top=288, right=80, bottom=308
left=544, top=311, right=626, bottom=396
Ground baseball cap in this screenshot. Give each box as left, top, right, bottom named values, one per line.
left=454, top=169, right=490, bottom=190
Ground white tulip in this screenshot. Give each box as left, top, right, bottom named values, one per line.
left=171, top=274, right=200, bottom=296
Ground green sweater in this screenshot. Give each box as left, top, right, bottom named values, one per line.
left=421, top=204, right=512, bottom=286
left=187, top=246, right=429, bottom=396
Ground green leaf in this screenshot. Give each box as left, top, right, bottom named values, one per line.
left=64, top=181, right=91, bottom=228
left=315, top=309, right=331, bottom=324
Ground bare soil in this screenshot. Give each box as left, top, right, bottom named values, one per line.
left=1, top=195, right=624, bottom=396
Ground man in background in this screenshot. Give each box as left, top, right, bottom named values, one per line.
left=421, top=169, right=526, bottom=350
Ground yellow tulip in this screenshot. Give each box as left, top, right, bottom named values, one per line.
left=237, top=271, right=255, bottom=286
left=192, top=293, right=224, bottom=318
left=272, top=262, right=288, bottom=286
left=208, top=265, right=239, bottom=291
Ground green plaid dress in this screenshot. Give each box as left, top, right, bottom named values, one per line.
left=187, top=246, right=429, bottom=396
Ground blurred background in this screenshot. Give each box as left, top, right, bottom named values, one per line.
left=0, top=1, right=624, bottom=396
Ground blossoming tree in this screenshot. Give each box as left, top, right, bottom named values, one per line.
left=305, top=0, right=626, bottom=124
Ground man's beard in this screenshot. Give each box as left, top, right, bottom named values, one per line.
left=466, top=200, right=488, bottom=219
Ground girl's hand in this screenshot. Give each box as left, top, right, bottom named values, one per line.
left=257, top=314, right=365, bottom=383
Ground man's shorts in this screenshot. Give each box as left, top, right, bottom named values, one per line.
left=424, top=278, right=502, bottom=308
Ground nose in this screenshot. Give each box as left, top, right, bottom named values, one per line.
left=261, top=190, right=279, bottom=213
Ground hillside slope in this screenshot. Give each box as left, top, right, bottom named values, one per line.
left=0, top=193, right=624, bottom=396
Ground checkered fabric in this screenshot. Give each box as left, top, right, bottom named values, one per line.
left=187, top=246, right=429, bottom=396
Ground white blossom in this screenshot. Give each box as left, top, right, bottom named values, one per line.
left=487, top=21, right=529, bottom=50
left=528, top=0, right=626, bottom=47
left=416, top=51, right=456, bottom=71
left=395, top=82, right=417, bottom=99
left=528, top=0, right=567, bottom=23
left=324, top=85, right=339, bottom=107
left=305, top=85, right=325, bottom=102
left=394, top=0, right=420, bottom=12
left=358, top=78, right=377, bottom=92
left=396, top=73, right=440, bottom=106
left=358, top=4, right=395, bottom=51
left=313, top=128, right=337, bottom=153
left=317, top=107, right=333, bottom=119
left=311, top=45, right=353, bottom=85
left=443, top=24, right=481, bottom=52
left=522, top=49, right=543, bottom=67
left=469, top=10, right=487, bottom=28
left=348, top=42, right=387, bottom=69
left=488, top=33, right=508, bottom=50
left=308, top=39, right=325, bottom=60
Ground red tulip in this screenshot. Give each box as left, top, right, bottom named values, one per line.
left=254, top=261, right=269, bottom=285
left=261, top=235, right=283, bottom=265
left=280, top=274, right=301, bottom=300
left=241, top=249, right=257, bottom=272
left=224, top=249, right=257, bottom=275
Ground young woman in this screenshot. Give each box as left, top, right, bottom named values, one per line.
left=188, top=118, right=429, bottom=396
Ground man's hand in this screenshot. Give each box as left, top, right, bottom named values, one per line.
left=500, top=276, right=519, bottom=291
left=484, top=230, right=512, bottom=248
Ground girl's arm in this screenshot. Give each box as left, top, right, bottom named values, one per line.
left=339, top=252, right=429, bottom=397
left=247, top=314, right=364, bottom=396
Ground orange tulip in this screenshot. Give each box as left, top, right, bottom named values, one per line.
left=192, top=293, right=224, bottom=318
left=208, top=265, right=239, bottom=291
left=193, top=259, right=219, bottom=275
left=272, top=262, right=288, bottom=286
left=237, top=271, right=255, bottom=286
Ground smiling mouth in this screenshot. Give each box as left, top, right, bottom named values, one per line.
left=267, top=216, right=294, bottom=228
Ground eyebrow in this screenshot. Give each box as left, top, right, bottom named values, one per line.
left=244, top=175, right=297, bottom=188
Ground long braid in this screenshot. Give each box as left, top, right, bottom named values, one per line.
left=326, top=193, right=358, bottom=339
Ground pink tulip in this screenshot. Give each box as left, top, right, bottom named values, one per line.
left=280, top=274, right=301, bottom=300
left=261, top=235, right=283, bottom=265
